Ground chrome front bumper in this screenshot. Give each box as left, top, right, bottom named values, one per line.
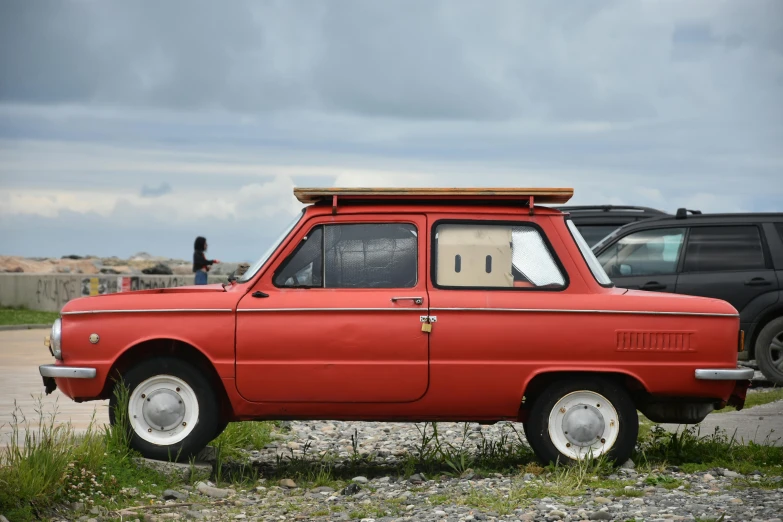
left=39, top=364, right=96, bottom=379
left=695, top=367, right=754, bottom=381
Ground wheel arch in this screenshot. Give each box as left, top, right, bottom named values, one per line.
left=747, top=303, right=783, bottom=357
left=101, top=338, right=233, bottom=420
left=518, top=369, right=648, bottom=421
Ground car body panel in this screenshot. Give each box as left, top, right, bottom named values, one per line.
left=48, top=196, right=747, bottom=422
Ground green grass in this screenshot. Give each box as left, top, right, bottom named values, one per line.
left=0, top=306, right=59, bottom=326
left=714, top=387, right=783, bottom=413
left=0, top=396, right=175, bottom=521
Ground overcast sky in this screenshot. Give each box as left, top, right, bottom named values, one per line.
left=1, top=1, right=781, bottom=263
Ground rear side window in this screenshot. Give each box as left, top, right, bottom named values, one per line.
left=434, top=223, right=565, bottom=289
left=682, top=226, right=766, bottom=272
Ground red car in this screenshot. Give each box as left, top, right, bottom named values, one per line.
left=40, top=187, right=752, bottom=464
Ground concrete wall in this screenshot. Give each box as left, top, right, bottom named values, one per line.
left=0, top=274, right=225, bottom=312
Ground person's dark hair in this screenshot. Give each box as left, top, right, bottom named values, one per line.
left=194, top=236, right=207, bottom=252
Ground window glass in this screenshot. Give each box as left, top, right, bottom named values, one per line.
left=567, top=220, right=613, bottom=285
left=577, top=225, right=621, bottom=247
left=274, top=223, right=417, bottom=288
left=597, top=228, right=685, bottom=277
left=434, top=224, right=565, bottom=288
left=683, top=226, right=765, bottom=272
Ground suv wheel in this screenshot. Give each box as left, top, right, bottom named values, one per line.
left=109, top=357, right=219, bottom=461
left=524, top=377, right=637, bottom=465
left=756, top=317, right=783, bottom=384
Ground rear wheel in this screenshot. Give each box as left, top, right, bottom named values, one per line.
left=109, top=357, right=219, bottom=461
left=524, top=377, right=637, bottom=465
left=756, top=317, right=783, bottom=384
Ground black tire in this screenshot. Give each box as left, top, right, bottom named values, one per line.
left=524, top=377, right=638, bottom=465
left=756, top=317, right=783, bottom=384
left=213, top=419, right=230, bottom=440
left=109, top=357, right=219, bottom=462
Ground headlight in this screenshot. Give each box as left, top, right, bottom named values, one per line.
left=51, top=318, right=62, bottom=360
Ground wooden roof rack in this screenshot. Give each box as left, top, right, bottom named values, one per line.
left=294, top=187, right=574, bottom=205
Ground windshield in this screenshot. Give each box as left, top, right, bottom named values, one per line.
left=238, top=210, right=304, bottom=283
left=567, top=219, right=613, bottom=286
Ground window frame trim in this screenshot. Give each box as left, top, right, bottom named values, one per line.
left=429, top=219, right=570, bottom=292
left=272, top=220, right=421, bottom=290
left=679, top=223, right=772, bottom=274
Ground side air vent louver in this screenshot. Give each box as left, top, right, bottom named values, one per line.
left=616, top=331, right=695, bottom=352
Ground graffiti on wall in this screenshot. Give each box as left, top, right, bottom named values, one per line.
left=36, top=278, right=78, bottom=306
left=79, top=276, right=192, bottom=297
left=15, top=274, right=201, bottom=311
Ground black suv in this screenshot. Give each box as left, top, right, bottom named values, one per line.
left=593, top=211, right=783, bottom=383
left=555, top=205, right=670, bottom=246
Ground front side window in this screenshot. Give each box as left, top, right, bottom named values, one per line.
left=274, top=223, right=418, bottom=288
left=434, top=223, right=565, bottom=289
left=597, top=228, right=685, bottom=277
left=682, top=226, right=766, bottom=272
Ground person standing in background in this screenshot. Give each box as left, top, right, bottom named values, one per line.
left=193, top=236, right=219, bottom=285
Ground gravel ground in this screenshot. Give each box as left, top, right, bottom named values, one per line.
left=57, top=419, right=783, bottom=522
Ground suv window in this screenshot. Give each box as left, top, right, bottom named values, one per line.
left=597, top=228, right=685, bottom=277
left=682, top=226, right=766, bottom=272
left=577, top=225, right=621, bottom=247
left=434, top=223, right=565, bottom=289
left=274, top=223, right=418, bottom=288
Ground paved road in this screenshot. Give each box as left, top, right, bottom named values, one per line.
left=0, top=329, right=780, bottom=448
left=661, top=400, right=782, bottom=446
left=0, top=329, right=108, bottom=447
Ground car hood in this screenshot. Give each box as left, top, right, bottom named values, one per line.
left=60, top=283, right=239, bottom=314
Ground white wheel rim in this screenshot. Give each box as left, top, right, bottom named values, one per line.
left=548, top=390, right=619, bottom=460
left=129, top=374, right=199, bottom=446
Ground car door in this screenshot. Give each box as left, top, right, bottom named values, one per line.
left=235, top=215, right=430, bottom=403
left=426, top=217, right=572, bottom=418
left=675, top=225, right=778, bottom=322
left=595, top=227, right=686, bottom=293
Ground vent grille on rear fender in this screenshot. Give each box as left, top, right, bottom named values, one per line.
left=616, top=331, right=695, bottom=352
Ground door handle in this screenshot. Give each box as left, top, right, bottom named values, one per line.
left=640, top=282, right=667, bottom=291
left=744, top=278, right=771, bottom=287
left=391, top=296, right=423, bottom=305
left=252, top=291, right=269, bottom=298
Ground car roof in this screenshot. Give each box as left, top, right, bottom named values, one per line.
left=592, top=211, right=783, bottom=252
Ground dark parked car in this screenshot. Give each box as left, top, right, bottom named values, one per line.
left=555, top=205, right=670, bottom=246
left=593, top=211, right=783, bottom=383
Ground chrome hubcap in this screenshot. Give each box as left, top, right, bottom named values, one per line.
left=562, top=404, right=605, bottom=447
left=142, top=389, right=185, bottom=431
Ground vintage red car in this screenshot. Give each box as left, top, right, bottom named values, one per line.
left=40, top=187, right=752, bottom=464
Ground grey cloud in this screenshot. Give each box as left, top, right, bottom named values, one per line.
left=140, top=182, right=172, bottom=198
left=2, top=1, right=781, bottom=122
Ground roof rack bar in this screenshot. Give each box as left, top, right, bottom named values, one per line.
left=294, top=187, right=574, bottom=205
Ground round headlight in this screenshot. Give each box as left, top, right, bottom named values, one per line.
left=51, top=318, right=62, bottom=360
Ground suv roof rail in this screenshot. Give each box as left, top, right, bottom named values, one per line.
left=675, top=208, right=703, bottom=219
left=554, top=205, right=668, bottom=214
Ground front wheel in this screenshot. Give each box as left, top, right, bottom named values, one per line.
left=756, top=317, right=783, bottom=384
left=524, top=377, right=638, bottom=465
left=109, top=357, right=219, bottom=461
